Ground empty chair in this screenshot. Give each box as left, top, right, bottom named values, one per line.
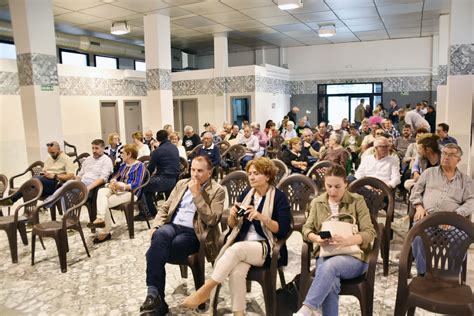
left=348, top=176, right=395, bottom=276
left=219, top=171, right=250, bottom=231
left=8, top=161, right=44, bottom=195
left=306, top=160, right=334, bottom=193
left=178, top=156, right=189, bottom=180
left=31, top=180, right=89, bottom=273
left=216, top=140, right=231, bottom=154
left=267, top=135, right=285, bottom=159
left=395, top=212, right=474, bottom=315
left=271, top=158, right=289, bottom=185
left=0, top=174, right=7, bottom=216
left=0, top=178, right=42, bottom=263
left=221, top=144, right=247, bottom=172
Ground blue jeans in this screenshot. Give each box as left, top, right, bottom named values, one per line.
left=146, top=223, right=199, bottom=299
left=303, top=256, right=368, bottom=316
left=11, top=175, right=59, bottom=202
left=140, top=175, right=177, bottom=216
left=240, top=155, right=253, bottom=169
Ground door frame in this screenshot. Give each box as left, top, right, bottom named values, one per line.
left=123, top=100, right=143, bottom=143
left=229, top=95, right=252, bottom=125
left=99, top=100, right=120, bottom=141
left=174, top=98, right=199, bottom=133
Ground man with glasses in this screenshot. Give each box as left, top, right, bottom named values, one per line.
left=354, top=137, right=401, bottom=189
left=0, top=141, right=75, bottom=206
left=409, top=143, right=473, bottom=275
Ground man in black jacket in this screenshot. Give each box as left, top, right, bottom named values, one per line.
left=286, top=106, right=300, bottom=124
left=135, top=130, right=180, bottom=221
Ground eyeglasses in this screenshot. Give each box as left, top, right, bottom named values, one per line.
left=46, top=143, right=54, bottom=147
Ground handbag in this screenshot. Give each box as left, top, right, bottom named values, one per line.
left=276, top=274, right=301, bottom=315
left=319, top=213, right=363, bottom=259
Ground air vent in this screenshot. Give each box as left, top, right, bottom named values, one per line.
left=90, top=41, right=101, bottom=46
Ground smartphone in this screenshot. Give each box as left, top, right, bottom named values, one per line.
left=319, top=231, right=332, bottom=239
left=236, top=206, right=247, bottom=218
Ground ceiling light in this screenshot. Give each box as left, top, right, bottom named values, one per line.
left=101, top=0, right=116, bottom=3
left=277, top=0, right=303, bottom=10
left=318, top=24, right=336, bottom=37
left=111, top=21, right=130, bottom=35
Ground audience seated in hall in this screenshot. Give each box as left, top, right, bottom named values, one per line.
left=92, top=144, right=146, bottom=243
left=240, top=126, right=261, bottom=169
left=281, top=137, right=310, bottom=174
left=225, top=124, right=242, bottom=146
left=76, top=139, right=113, bottom=192
left=196, top=132, right=221, bottom=167
left=382, top=118, right=400, bottom=140
left=169, top=132, right=187, bottom=159
left=314, top=121, right=331, bottom=145
left=264, top=120, right=279, bottom=139
left=409, top=143, right=474, bottom=275
left=251, top=122, right=269, bottom=154
left=404, top=135, right=440, bottom=191
left=301, top=128, right=321, bottom=163
left=136, top=130, right=180, bottom=221
left=354, top=137, right=401, bottom=189
left=394, top=125, right=415, bottom=165
left=296, top=117, right=308, bottom=137
left=320, top=134, right=349, bottom=169
left=360, top=123, right=382, bottom=153
left=282, top=120, right=297, bottom=140
left=358, top=119, right=371, bottom=139
left=132, top=131, right=151, bottom=159
left=140, top=155, right=225, bottom=315
left=0, top=141, right=75, bottom=206
left=182, top=125, right=202, bottom=153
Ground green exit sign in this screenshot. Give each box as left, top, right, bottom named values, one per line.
left=41, top=85, right=54, bottom=91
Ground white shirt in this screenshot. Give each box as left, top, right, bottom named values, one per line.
left=328, top=201, right=339, bottom=218
left=172, top=188, right=196, bottom=228
left=241, top=134, right=260, bottom=154
left=404, top=111, right=430, bottom=130
left=244, top=195, right=266, bottom=241
left=355, top=154, right=401, bottom=188
left=78, top=154, right=114, bottom=187
left=137, top=144, right=151, bottom=158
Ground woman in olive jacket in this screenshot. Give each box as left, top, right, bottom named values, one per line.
left=296, top=164, right=375, bottom=316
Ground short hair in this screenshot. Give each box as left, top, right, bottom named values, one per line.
left=330, top=133, right=342, bottom=145
left=184, top=126, right=193, bottom=133
left=374, top=136, right=389, bottom=147
left=288, top=137, right=301, bottom=148
left=192, top=155, right=212, bottom=170
left=265, top=120, right=274, bottom=129
left=360, top=99, right=365, bottom=104
left=251, top=122, right=261, bottom=129
left=437, top=123, right=449, bottom=133
left=390, top=99, right=397, bottom=104
left=107, top=132, right=120, bottom=145
left=324, top=163, right=347, bottom=180
left=91, top=139, right=105, bottom=147
left=132, top=131, right=143, bottom=141
left=246, top=157, right=277, bottom=185
left=123, top=144, right=138, bottom=159
left=415, top=127, right=429, bottom=134
left=202, top=132, right=212, bottom=139
left=361, top=118, right=369, bottom=124
left=398, top=108, right=406, bottom=114
left=443, top=143, right=463, bottom=156
left=156, top=130, right=168, bottom=142
left=403, top=125, right=412, bottom=130
left=417, top=136, right=441, bottom=155
left=163, top=124, right=173, bottom=131
left=287, top=121, right=295, bottom=128
left=373, top=108, right=380, bottom=114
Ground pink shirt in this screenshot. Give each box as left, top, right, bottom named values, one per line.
left=368, top=115, right=382, bottom=126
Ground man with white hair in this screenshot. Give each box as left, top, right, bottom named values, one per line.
left=182, top=126, right=201, bottom=153
left=144, top=130, right=157, bottom=151
left=287, top=106, right=300, bottom=124
left=354, top=137, right=401, bottom=188
left=282, top=121, right=297, bottom=140
left=194, top=132, right=221, bottom=167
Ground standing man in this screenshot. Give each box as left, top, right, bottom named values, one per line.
left=287, top=106, right=300, bottom=125
left=140, top=155, right=225, bottom=315
left=388, top=99, right=400, bottom=129
left=354, top=99, right=366, bottom=129
left=136, top=130, right=180, bottom=221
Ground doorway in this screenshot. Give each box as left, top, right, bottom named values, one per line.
left=173, top=99, right=199, bottom=134
left=100, top=101, right=119, bottom=142
left=231, top=96, right=250, bottom=127
left=124, top=101, right=142, bottom=143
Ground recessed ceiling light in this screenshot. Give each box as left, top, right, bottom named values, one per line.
left=277, top=0, right=303, bottom=10
left=319, top=24, right=336, bottom=37
left=102, top=0, right=117, bottom=3
left=111, top=21, right=130, bottom=35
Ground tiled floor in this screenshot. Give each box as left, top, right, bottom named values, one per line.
left=0, top=202, right=472, bottom=315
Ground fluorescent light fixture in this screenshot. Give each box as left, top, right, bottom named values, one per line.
left=111, top=21, right=130, bottom=35
left=318, top=24, right=336, bottom=37
left=277, top=0, right=303, bottom=10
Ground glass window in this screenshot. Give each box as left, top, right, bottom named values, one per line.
left=374, top=83, right=383, bottom=93
left=327, top=96, right=349, bottom=125
left=326, top=83, right=373, bottom=94
left=0, top=42, right=16, bottom=59
left=95, top=55, right=118, bottom=69
left=60, top=50, right=88, bottom=67
left=135, top=60, right=146, bottom=71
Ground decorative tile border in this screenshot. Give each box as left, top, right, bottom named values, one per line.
left=448, top=44, right=473, bottom=76
left=146, top=68, right=172, bottom=91
left=437, top=65, right=448, bottom=85
left=0, top=71, right=20, bottom=95
left=59, top=76, right=146, bottom=96
left=16, top=53, right=58, bottom=87
left=256, top=76, right=291, bottom=94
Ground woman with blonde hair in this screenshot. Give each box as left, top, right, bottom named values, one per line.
left=105, top=132, right=124, bottom=170
left=281, top=137, right=309, bottom=173
left=183, top=157, right=292, bottom=315
left=132, top=131, right=150, bottom=158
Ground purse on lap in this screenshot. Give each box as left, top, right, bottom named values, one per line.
left=319, top=213, right=363, bottom=259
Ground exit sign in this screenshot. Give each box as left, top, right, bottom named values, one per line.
left=41, top=85, right=54, bottom=91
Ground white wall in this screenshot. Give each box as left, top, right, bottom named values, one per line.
left=254, top=92, right=290, bottom=128
left=285, top=37, right=434, bottom=79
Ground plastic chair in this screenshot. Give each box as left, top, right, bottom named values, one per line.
left=9, top=161, right=44, bottom=195
left=271, top=158, right=289, bottom=185
left=73, top=152, right=90, bottom=175
left=305, top=160, right=334, bottom=193
left=0, top=178, right=43, bottom=263
left=218, top=171, right=249, bottom=232
left=63, top=140, right=78, bottom=159
left=394, top=212, right=474, bottom=315
left=31, top=180, right=89, bottom=273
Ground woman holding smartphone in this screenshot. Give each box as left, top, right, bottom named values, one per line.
left=296, top=164, right=375, bottom=316
left=182, top=157, right=291, bottom=315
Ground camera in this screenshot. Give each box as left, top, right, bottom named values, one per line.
left=236, top=206, right=247, bottom=218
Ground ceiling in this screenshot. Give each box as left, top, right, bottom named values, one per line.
left=0, top=0, right=450, bottom=55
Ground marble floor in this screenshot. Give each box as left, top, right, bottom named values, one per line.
left=0, top=202, right=473, bottom=316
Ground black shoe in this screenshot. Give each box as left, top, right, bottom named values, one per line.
left=157, top=301, right=169, bottom=315
left=134, top=213, right=148, bottom=221
left=87, top=222, right=105, bottom=229
left=140, top=295, right=162, bottom=314
left=92, top=233, right=111, bottom=244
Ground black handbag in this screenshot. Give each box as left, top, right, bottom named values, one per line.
left=276, top=274, right=301, bottom=315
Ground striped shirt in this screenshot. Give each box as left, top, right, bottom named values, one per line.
left=114, top=161, right=145, bottom=196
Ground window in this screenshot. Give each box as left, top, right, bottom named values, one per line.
left=95, top=55, right=118, bottom=69
left=135, top=60, right=146, bottom=71
left=59, top=49, right=88, bottom=67
left=0, top=42, right=16, bottom=60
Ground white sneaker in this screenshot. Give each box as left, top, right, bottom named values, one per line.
left=294, top=305, right=322, bottom=316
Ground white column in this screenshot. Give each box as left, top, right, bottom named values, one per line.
left=213, top=34, right=228, bottom=124
left=144, top=14, right=173, bottom=130
left=9, top=0, right=63, bottom=162
left=435, top=14, right=450, bottom=124
left=445, top=0, right=473, bottom=174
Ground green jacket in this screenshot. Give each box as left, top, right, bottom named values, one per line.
left=302, top=191, right=376, bottom=262
left=354, top=104, right=365, bottom=123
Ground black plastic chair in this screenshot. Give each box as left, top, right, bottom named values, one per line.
left=9, top=161, right=44, bottom=195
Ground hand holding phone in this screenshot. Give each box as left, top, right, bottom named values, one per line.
left=236, top=206, right=248, bottom=218
left=319, top=231, right=332, bottom=240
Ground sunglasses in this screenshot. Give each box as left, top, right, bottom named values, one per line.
left=46, top=143, right=55, bottom=147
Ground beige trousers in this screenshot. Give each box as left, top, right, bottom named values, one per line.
left=211, top=241, right=266, bottom=312
left=96, top=187, right=134, bottom=234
